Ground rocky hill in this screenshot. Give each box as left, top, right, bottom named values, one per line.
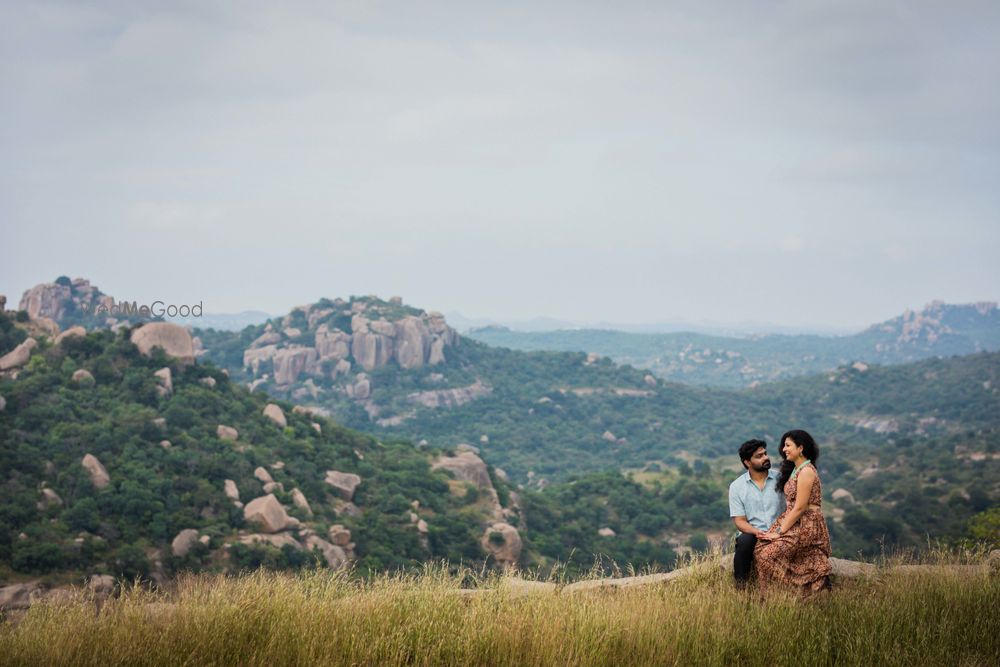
left=466, top=301, right=1000, bottom=387
left=0, top=312, right=530, bottom=584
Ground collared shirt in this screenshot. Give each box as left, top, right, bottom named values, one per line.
left=728, top=469, right=785, bottom=531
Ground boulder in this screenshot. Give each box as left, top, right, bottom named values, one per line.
left=54, top=326, right=87, bottom=346
left=200, top=376, right=217, bottom=388
left=154, top=367, right=172, bottom=397
left=832, top=488, right=856, bottom=504
left=263, top=403, right=287, bottom=428
left=224, top=479, right=240, bottom=502
left=303, top=535, right=348, bottom=569
left=217, top=425, right=239, bottom=441
left=263, top=482, right=284, bottom=494
left=171, top=529, right=200, bottom=557
left=130, top=323, right=195, bottom=364
left=254, top=466, right=274, bottom=484
left=311, top=422, right=322, bottom=434
left=829, top=557, right=877, bottom=579
left=352, top=375, right=371, bottom=400
left=431, top=451, right=493, bottom=490
left=332, top=359, right=352, bottom=378
left=38, top=488, right=63, bottom=509
left=327, top=524, right=352, bottom=547
left=0, top=581, right=42, bottom=611
left=251, top=331, right=283, bottom=348
left=87, top=575, right=116, bottom=597
left=417, top=519, right=429, bottom=535
left=325, top=470, right=362, bottom=500
left=243, top=494, right=293, bottom=533
left=598, top=527, right=616, bottom=537
left=72, top=369, right=95, bottom=385
left=0, top=337, right=37, bottom=371
left=291, top=488, right=313, bottom=516
left=481, top=522, right=522, bottom=567
left=81, top=453, right=110, bottom=489
left=643, top=374, right=657, bottom=387
left=0, top=394, right=5, bottom=411
left=602, top=431, right=617, bottom=443
left=159, top=440, right=171, bottom=449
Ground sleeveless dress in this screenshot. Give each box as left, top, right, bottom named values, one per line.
left=754, top=462, right=832, bottom=597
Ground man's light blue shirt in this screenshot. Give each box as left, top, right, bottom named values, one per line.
left=728, top=469, right=785, bottom=531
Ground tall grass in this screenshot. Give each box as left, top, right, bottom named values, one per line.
left=1, top=551, right=997, bottom=666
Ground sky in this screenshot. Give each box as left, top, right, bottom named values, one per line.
left=2, top=0, right=999, bottom=331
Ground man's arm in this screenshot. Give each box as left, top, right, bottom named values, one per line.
left=732, top=516, right=760, bottom=536
left=729, top=486, right=757, bottom=535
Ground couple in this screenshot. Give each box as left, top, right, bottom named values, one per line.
left=728, top=429, right=832, bottom=597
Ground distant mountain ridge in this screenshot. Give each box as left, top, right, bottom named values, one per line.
left=466, top=301, right=1000, bottom=387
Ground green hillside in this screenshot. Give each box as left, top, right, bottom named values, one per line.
left=0, top=313, right=522, bottom=582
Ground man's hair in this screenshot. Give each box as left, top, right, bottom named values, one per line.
left=738, top=439, right=767, bottom=469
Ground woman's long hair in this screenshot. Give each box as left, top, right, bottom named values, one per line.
left=776, top=429, right=819, bottom=493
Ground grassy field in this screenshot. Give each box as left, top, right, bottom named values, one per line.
left=1, top=551, right=998, bottom=666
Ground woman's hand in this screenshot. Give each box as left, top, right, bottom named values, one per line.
left=757, top=531, right=777, bottom=542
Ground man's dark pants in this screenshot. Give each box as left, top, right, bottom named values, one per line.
left=733, top=532, right=757, bottom=585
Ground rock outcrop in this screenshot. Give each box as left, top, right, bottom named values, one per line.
left=242, top=298, right=459, bottom=380
left=72, top=369, right=95, bottom=385
left=224, top=479, right=240, bottom=503
left=243, top=494, right=294, bottom=533
left=303, top=534, right=347, bottom=568
left=38, top=488, right=63, bottom=509
left=263, top=403, right=287, bottom=427
left=254, top=467, right=274, bottom=484
left=327, top=524, right=352, bottom=546
left=407, top=381, right=492, bottom=409
left=324, top=470, right=362, bottom=500
left=217, top=425, right=239, bottom=441
left=171, top=529, right=200, bottom=557
left=154, top=368, right=172, bottom=397
left=481, top=522, right=522, bottom=567
left=54, top=326, right=87, bottom=346
left=432, top=451, right=503, bottom=519
left=291, top=488, right=313, bottom=516
left=272, top=346, right=321, bottom=385
left=0, top=338, right=37, bottom=371
left=130, top=323, right=195, bottom=365
left=18, top=278, right=114, bottom=323
left=832, top=488, right=856, bottom=504
left=81, top=454, right=110, bottom=489
left=431, top=451, right=494, bottom=490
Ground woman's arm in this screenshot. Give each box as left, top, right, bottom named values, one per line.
left=778, top=467, right=815, bottom=534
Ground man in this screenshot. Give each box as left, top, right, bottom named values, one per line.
left=728, top=439, right=785, bottom=588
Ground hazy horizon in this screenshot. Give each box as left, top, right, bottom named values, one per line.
left=3, top=1, right=998, bottom=330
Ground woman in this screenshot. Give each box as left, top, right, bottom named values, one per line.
left=754, top=429, right=832, bottom=598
